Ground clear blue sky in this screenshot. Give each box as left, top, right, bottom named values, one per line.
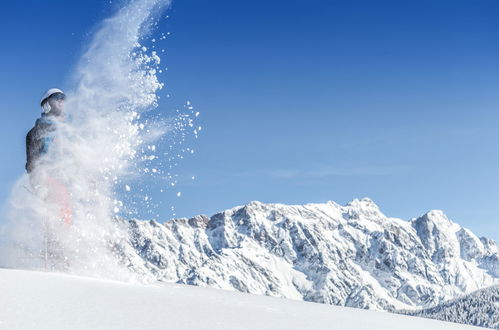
left=1, top=0, right=498, bottom=241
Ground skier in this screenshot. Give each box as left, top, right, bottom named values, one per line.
left=26, top=88, right=72, bottom=226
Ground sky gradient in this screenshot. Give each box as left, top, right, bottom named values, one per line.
left=1, top=0, right=498, bottom=241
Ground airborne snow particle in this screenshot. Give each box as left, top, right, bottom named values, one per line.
left=176, top=192, right=181, bottom=197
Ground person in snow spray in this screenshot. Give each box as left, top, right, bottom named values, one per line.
left=1, top=0, right=193, bottom=281
left=25, top=88, right=72, bottom=270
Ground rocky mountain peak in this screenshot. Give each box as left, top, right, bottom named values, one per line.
left=122, top=199, right=498, bottom=311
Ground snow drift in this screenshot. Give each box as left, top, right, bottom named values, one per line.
left=0, top=268, right=480, bottom=330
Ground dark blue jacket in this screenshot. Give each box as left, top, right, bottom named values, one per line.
left=25, top=114, right=56, bottom=173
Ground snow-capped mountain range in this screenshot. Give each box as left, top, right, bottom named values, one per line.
left=119, top=198, right=498, bottom=311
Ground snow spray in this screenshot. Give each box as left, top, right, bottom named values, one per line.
left=0, top=0, right=195, bottom=281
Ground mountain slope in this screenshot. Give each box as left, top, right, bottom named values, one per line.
left=118, top=198, right=498, bottom=311
left=401, top=285, right=499, bottom=329
left=0, top=268, right=482, bottom=330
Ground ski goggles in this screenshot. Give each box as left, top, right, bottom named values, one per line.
left=49, top=92, right=66, bottom=101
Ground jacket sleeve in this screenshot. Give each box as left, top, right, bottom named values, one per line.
left=26, top=128, right=37, bottom=173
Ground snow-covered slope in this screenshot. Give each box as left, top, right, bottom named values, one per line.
left=118, top=198, right=498, bottom=311
left=401, top=285, right=499, bottom=329
left=0, top=268, right=481, bottom=330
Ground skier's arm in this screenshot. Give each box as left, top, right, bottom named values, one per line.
left=25, top=129, right=35, bottom=173
left=26, top=127, right=45, bottom=174
left=26, top=120, right=54, bottom=174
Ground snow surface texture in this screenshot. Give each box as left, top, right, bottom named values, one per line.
left=0, top=0, right=176, bottom=280
left=401, top=285, right=499, bottom=329
left=0, top=268, right=480, bottom=330
left=119, top=198, right=498, bottom=312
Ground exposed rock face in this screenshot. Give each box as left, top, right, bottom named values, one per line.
left=118, top=198, right=498, bottom=311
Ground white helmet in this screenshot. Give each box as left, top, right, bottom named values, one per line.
left=40, top=88, right=65, bottom=113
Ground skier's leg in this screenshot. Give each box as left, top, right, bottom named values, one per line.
left=43, top=176, right=73, bottom=271
left=28, top=172, right=52, bottom=270
left=46, top=176, right=73, bottom=225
